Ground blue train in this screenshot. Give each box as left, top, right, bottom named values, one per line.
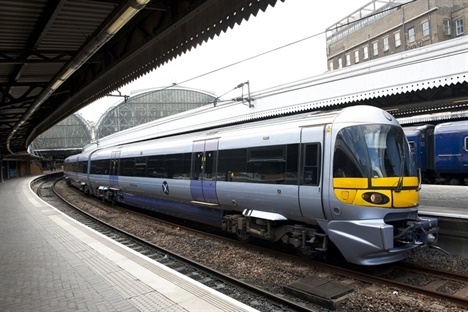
left=404, top=120, right=468, bottom=185
left=64, top=105, right=439, bottom=265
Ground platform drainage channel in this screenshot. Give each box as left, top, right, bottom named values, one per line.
left=283, top=277, right=353, bottom=310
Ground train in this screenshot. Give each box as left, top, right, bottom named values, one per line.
left=404, top=120, right=468, bottom=185
left=64, top=105, right=438, bottom=266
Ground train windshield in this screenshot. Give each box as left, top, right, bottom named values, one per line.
left=333, top=125, right=417, bottom=179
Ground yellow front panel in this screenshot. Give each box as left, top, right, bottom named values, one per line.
left=333, top=178, right=368, bottom=189
left=393, top=189, right=419, bottom=207
left=334, top=189, right=358, bottom=204
left=333, top=176, right=419, bottom=208
left=371, top=177, right=419, bottom=188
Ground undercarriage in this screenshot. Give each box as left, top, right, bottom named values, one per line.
left=221, top=214, right=328, bottom=257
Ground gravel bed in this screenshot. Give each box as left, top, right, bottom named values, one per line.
left=53, top=180, right=468, bottom=312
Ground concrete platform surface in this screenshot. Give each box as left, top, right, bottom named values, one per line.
left=0, top=175, right=258, bottom=312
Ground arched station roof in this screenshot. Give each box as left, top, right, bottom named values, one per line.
left=95, top=87, right=217, bottom=139
left=30, top=113, right=92, bottom=156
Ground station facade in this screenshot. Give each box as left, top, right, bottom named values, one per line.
left=326, top=0, right=467, bottom=70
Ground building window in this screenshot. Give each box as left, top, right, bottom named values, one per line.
left=329, top=61, right=334, bottom=71
left=345, top=53, right=351, bottom=66
left=422, top=21, right=430, bottom=37
left=354, top=50, right=359, bottom=63
left=456, top=19, right=464, bottom=36
left=363, top=46, right=369, bottom=59
left=383, top=37, right=389, bottom=52
left=394, top=31, right=401, bottom=47
left=372, top=41, right=378, bottom=56
left=443, top=19, right=451, bottom=36
left=408, top=27, right=415, bottom=43
left=338, top=57, right=342, bottom=69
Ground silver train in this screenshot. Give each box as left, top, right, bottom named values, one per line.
left=64, top=105, right=438, bottom=265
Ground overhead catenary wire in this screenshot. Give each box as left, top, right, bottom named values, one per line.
left=115, top=0, right=417, bottom=107
left=168, top=1, right=416, bottom=105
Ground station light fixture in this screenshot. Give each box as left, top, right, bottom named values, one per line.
left=50, top=79, right=64, bottom=91
left=107, top=0, right=151, bottom=35
left=61, top=67, right=76, bottom=81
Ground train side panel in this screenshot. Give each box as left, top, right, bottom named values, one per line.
left=434, top=121, right=468, bottom=184
left=298, top=126, right=326, bottom=221
left=404, top=125, right=435, bottom=176
left=216, top=125, right=304, bottom=221
left=63, top=152, right=92, bottom=193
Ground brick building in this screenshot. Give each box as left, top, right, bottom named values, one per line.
left=326, top=0, right=467, bottom=70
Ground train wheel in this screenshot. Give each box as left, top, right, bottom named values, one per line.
left=449, top=177, right=461, bottom=185
left=236, top=231, right=252, bottom=243
left=296, top=245, right=322, bottom=260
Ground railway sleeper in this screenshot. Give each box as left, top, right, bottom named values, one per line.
left=222, top=214, right=327, bottom=256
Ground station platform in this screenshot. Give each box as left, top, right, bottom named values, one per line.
left=418, top=184, right=468, bottom=219
left=0, top=175, right=258, bottom=312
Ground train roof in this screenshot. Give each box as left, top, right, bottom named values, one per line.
left=77, top=105, right=401, bottom=157
left=403, top=124, right=435, bottom=134
left=434, top=120, right=468, bottom=134
left=85, top=108, right=341, bottom=153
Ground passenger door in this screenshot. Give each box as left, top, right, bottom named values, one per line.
left=190, top=139, right=219, bottom=205
left=299, top=127, right=325, bottom=219
left=109, top=150, right=120, bottom=188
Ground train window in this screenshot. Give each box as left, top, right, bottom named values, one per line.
left=217, top=148, right=248, bottom=182
left=286, top=144, right=299, bottom=184
left=217, top=145, right=299, bottom=185
left=166, top=153, right=191, bottom=179
left=64, top=162, right=72, bottom=172
left=118, top=157, right=149, bottom=177
left=110, top=159, right=119, bottom=176
left=80, top=161, right=88, bottom=173
left=147, top=156, right=165, bottom=178
left=204, top=150, right=217, bottom=180
left=116, top=153, right=193, bottom=179
left=134, top=157, right=147, bottom=177
left=248, top=146, right=285, bottom=160
left=334, top=125, right=417, bottom=179
left=334, top=128, right=368, bottom=178
left=191, top=152, right=203, bottom=180
left=302, top=143, right=321, bottom=185
left=190, top=150, right=218, bottom=181
left=247, top=145, right=287, bottom=184
left=119, top=158, right=135, bottom=176
left=90, top=159, right=110, bottom=175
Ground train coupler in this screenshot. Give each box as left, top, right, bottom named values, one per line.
left=395, top=217, right=438, bottom=246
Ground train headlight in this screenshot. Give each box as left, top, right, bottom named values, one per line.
left=362, top=192, right=389, bottom=205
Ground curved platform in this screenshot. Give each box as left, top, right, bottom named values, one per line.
left=0, top=175, right=258, bottom=312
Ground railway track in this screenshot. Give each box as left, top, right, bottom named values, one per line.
left=35, top=175, right=318, bottom=312
left=333, top=263, right=468, bottom=308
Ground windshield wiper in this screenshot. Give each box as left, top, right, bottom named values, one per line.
left=395, top=154, right=405, bottom=193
